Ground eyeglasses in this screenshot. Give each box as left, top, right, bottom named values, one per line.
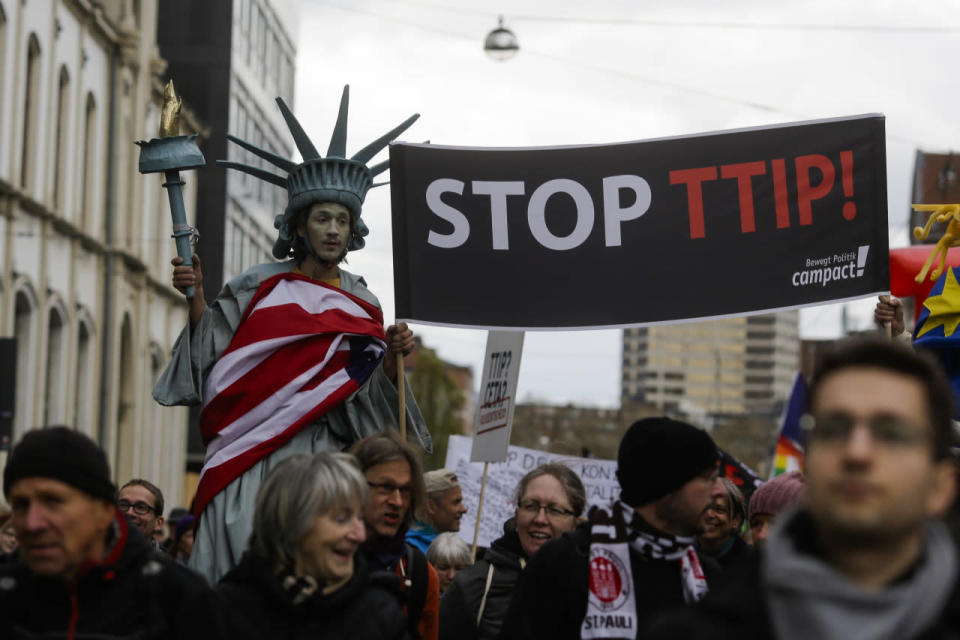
left=367, top=481, right=413, bottom=499
left=801, top=413, right=930, bottom=447
left=705, top=502, right=729, bottom=516
left=117, top=500, right=157, bottom=515
left=518, top=500, right=575, bottom=520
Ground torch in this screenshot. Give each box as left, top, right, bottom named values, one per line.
left=136, top=80, right=205, bottom=298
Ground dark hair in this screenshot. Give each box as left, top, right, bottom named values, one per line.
left=808, top=336, right=954, bottom=460
left=289, top=204, right=357, bottom=265
left=120, top=478, right=164, bottom=516
left=349, top=431, right=426, bottom=530
left=513, top=463, right=587, bottom=517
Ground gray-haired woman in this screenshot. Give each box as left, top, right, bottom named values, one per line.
left=439, top=463, right=586, bottom=640
left=427, top=532, right=471, bottom=594
left=216, top=452, right=408, bottom=640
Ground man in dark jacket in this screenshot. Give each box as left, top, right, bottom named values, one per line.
left=351, top=432, right=440, bottom=640
left=497, top=417, right=722, bottom=640
left=648, top=337, right=960, bottom=639
left=0, top=426, right=222, bottom=639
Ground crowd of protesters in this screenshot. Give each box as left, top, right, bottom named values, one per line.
left=3, top=333, right=960, bottom=638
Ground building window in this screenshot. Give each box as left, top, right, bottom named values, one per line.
left=257, top=7, right=267, bottom=76
left=746, top=346, right=775, bottom=355
left=13, top=288, right=37, bottom=438
left=21, top=34, right=41, bottom=191
left=80, top=93, right=96, bottom=233
left=115, top=314, right=135, bottom=479
left=74, top=318, right=94, bottom=435
left=0, top=5, right=7, bottom=100
left=44, top=306, right=67, bottom=425
left=53, top=66, right=70, bottom=211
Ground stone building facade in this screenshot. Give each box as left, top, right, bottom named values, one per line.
left=0, top=0, right=201, bottom=507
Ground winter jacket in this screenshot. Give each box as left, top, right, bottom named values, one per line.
left=406, top=521, right=438, bottom=554
left=439, top=525, right=527, bottom=640
left=645, top=514, right=960, bottom=640
left=362, top=533, right=440, bottom=640
left=0, top=512, right=221, bottom=640
left=697, top=534, right=751, bottom=572
left=497, top=520, right=722, bottom=640
left=216, top=550, right=408, bottom=640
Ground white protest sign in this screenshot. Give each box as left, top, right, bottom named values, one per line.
left=470, top=331, right=525, bottom=463
left=446, top=435, right=621, bottom=548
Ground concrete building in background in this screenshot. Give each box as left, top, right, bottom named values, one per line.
left=156, top=0, right=299, bottom=475
left=0, top=0, right=199, bottom=506
left=621, top=312, right=800, bottom=417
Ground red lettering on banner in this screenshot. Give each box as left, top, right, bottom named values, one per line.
left=720, top=161, right=766, bottom=233
left=771, top=158, right=790, bottom=229
left=840, top=150, right=856, bottom=220
left=669, top=167, right=718, bottom=239
left=795, top=154, right=835, bottom=226
left=671, top=151, right=857, bottom=238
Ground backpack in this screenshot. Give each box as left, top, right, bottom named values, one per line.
left=403, top=542, right=429, bottom=640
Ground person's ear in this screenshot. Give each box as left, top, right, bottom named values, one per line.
left=927, top=460, right=958, bottom=517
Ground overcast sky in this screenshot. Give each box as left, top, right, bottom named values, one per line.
left=293, top=0, right=960, bottom=406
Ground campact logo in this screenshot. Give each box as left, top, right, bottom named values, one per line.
left=792, top=245, right=870, bottom=287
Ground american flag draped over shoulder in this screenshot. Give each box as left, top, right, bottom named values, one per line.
left=193, top=272, right=387, bottom=518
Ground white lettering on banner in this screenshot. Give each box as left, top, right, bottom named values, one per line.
left=527, top=179, right=595, bottom=251
left=471, top=181, right=525, bottom=250
left=792, top=245, right=870, bottom=288
left=425, top=179, right=469, bottom=248
left=424, top=176, right=653, bottom=251
left=603, top=175, right=652, bottom=247
left=447, top=435, right=621, bottom=548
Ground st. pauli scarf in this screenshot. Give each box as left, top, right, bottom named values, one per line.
left=581, top=500, right=708, bottom=639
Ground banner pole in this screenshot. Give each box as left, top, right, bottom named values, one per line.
left=397, top=353, right=407, bottom=441
left=471, top=462, right=489, bottom=562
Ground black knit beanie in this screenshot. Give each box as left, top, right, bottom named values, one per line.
left=616, top=417, right=718, bottom=507
left=3, top=426, right=116, bottom=503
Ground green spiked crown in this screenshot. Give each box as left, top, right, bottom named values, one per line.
left=217, top=86, right=419, bottom=259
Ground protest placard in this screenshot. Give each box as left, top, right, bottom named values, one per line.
left=445, top=435, right=620, bottom=548
left=471, top=331, right=525, bottom=463
left=391, top=115, right=888, bottom=329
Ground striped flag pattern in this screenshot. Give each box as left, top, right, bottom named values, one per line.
left=771, top=372, right=807, bottom=478
left=193, top=273, right=387, bottom=518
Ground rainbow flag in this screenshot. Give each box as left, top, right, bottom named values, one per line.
left=771, top=372, right=807, bottom=478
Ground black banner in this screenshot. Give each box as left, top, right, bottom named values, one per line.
left=390, top=115, right=888, bottom=329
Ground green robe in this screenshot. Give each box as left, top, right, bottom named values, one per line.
left=153, top=260, right=431, bottom=584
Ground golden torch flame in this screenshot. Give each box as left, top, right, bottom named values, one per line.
left=159, top=80, right=182, bottom=138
